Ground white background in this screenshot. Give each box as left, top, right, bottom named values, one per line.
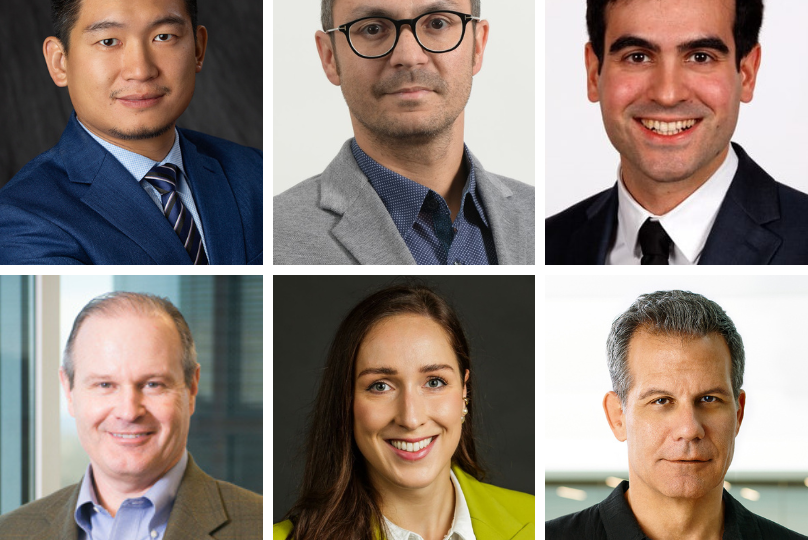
left=545, top=0, right=808, bottom=217
left=273, top=1, right=536, bottom=195
left=545, top=274, right=808, bottom=476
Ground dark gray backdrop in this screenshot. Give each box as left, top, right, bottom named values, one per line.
left=273, top=275, right=536, bottom=523
left=0, top=0, right=262, bottom=188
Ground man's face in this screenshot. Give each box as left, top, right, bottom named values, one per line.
left=585, top=0, right=760, bottom=189
left=608, top=330, right=744, bottom=501
left=316, top=0, right=488, bottom=143
left=60, top=311, right=199, bottom=491
left=50, top=0, right=205, bottom=145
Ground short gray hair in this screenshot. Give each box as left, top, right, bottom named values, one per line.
left=63, top=292, right=198, bottom=389
left=607, top=290, right=744, bottom=405
left=320, top=0, right=482, bottom=30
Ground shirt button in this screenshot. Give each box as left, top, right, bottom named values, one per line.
left=151, top=531, right=158, bottom=538
left=93, top=507, right=100, bottom=513
left=425, top=197, right=438, bottom=210
left=454, top=261, right=463, bottom=265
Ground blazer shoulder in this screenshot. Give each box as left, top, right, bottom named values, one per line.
left=545, top=502, right=607, bottom=540
left=0, top=484, right=78, bottom=538
left=474, top=479, right=535, bottom=521
left=546, top=187, right=614, bottom=229
left=178, top=128, right=262, bottom=160
left=273, top=520, right=294, bottom=540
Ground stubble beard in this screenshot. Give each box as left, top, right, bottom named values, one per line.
left=108, top=122, right=175, bottom=141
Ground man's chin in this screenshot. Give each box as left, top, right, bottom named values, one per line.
left=107, top=123, right=175, bottom=142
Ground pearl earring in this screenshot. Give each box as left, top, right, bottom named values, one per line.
left=461, top=397, right=469, bottom=423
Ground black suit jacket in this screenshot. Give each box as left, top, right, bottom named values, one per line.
left=545, top=143, right=808, bottom=265
left=546, top=481, right=807, bottom=539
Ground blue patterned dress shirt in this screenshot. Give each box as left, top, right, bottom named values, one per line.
left=351, top=140, right=497, bottom=265
left=77, top=120, right=208, bottom=253
left=74, top=450, right=188, bottom=540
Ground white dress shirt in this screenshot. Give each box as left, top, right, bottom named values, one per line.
left=607, top=145, right=738, bottom=265
left=383, top=470, right=476, bottom=540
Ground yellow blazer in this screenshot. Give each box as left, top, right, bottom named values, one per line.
left=273, top=465, right=534, bottom=539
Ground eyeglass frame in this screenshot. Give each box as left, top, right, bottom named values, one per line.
left=325, top=10, right=482, bottom=59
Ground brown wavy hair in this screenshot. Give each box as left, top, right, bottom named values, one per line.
left=283, top=284, right=484, bottom=540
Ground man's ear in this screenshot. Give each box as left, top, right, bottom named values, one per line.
left=584, top=42, right=601, bottom=103
left=739, top=44, right=761, bottom=103
left=43, top=36, right=69, bottom=88
left=735, top=389, right=746, bottom=435
left=315, top=31, right=341, bottom=86
left=194, top=25, right=209, bottom=73
left=59, top=368, right=76, bottom=417
left=471, top=19, right=489, bottom=76
left=603, top=391, right=627, bottom=442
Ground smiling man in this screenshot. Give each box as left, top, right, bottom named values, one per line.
left=273, top=0, right=534, bottom=265
left=0, top=0, right=262, bottom=265
left=546, top=0, right=808, bottom=265
left=546, top=290, right=806, bottom=539
left=0, top=292, right=262, bottom=539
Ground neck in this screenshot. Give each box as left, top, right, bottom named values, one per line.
left=90, top=453, right=182, bottom=517
left=373, top=465, right=456, bottom=540
left=620, top=146, right=729, bottom=216
left=80, top=118, right=176, bottom=162
left=625, top=480, right=725, bottom=540
left=353, top=116, right=468, bottom=221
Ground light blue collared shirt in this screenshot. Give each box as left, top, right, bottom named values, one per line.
left=77, top=120, right=207, bottom=253
left=74, top=450, right=188, bottom=540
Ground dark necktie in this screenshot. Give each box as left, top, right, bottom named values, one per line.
left=142, top=164, right=208, bottom=265
left=638, top=218, right=672, bottom=265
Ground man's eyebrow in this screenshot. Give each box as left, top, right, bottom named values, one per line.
left=345, top=1, right=463, bottom=22
left=83, top=15, right=186, bottom=34
left=608, top=35, right=659, bottom=55
left=677, top=37, right=730, bottom=55
left=637, top=386, right=732, bottom=401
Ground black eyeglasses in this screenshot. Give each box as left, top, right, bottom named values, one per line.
left=325, top=10, right=481, bottom=59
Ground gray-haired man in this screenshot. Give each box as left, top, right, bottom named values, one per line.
left=546, top=290, right=806, bottom=539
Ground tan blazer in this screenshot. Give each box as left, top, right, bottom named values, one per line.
left=0, top=454, right=262, bottom=539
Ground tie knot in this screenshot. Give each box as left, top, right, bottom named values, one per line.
left=638, top=218, right=672, bottom=265
left=143, top=163, right=180, bottom=194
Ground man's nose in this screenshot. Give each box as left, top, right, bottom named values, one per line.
left=647, top=59, right=691, bottom=106
left=672, top=404, right=705, bottom=441
left=121, top=41, right=159, bottom=81
left=387, top=24, right=430, bottom=68
left=115, top=386, right=145, bottom=421
left=395, top=387, right=427, bottom=430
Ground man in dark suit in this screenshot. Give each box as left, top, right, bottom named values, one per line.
left=0, top=292, right=262, bottom=539
left=546, top=0, right=808, bottom=265
left=546, top=291, right=807, bottom=539
left=0, top=0, right=262, bottom=265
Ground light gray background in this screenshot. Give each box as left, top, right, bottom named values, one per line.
left=273, top=1, right=535, bottom=195
left=545, top=0, right=808, bottom=217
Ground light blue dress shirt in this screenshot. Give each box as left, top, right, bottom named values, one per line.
left=74, top=450, right=188, bottom=540
left=77, top=120, right=207, bottom=253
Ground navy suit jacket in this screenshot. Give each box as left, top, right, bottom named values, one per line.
left=546, top=143, right=808, bottom=265
left=0, top=113, right=263, bottom=264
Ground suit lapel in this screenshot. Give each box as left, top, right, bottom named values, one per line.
left=60, top=115, right=193, bottom=264
left=320, top=141, right=415, bottom=264
left=164, top=455, right=228, bottom=540
left=179, top=133, right=246, bottom=265
left=452, top=467, right=529, bottom=540
left=700, top=144, right=782, bottom=264
left=473, top=165, right=530, bottom=265
left=566, top=187, right=618, bottom=264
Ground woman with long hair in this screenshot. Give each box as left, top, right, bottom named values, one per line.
left=273, top=285, right=534, bottom=540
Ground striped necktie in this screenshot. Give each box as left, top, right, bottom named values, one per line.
left=142, top=163, right=208, bottom=265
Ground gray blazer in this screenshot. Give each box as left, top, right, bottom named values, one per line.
left=0, top=455, right=262, bottom=540
left=273, top=140, right=535, bottom=265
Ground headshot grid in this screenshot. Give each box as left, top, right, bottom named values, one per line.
left=545, top=274, right=808, bottom=538
left=273, top=275, right=536, bottom=539
left=545, top=0, right=808, bottom=265
left=0, top=275, right=263, bottom=538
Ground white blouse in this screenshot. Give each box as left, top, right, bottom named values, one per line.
left=382, top=470, right=476, bottom=540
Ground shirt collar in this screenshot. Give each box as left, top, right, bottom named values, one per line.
left=76, top=118, right=186, bottom=182
left=614, top=145, right=738, bottom=264
left=75, top=450, right=188, bottom=533
left=350, top=139, right=490, bottom=237
left=382, top=469, right=476, bottom=540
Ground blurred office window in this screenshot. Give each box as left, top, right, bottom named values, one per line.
left=60, top=275, right=263, bottom=494
left=0, top=276, right=35, bottom=514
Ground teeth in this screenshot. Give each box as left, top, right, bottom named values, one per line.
left=391, top=437, right=433, bottom=452
left=112, top=433, right=147, bottom=439
left=640, top=118, right=696, bottom=136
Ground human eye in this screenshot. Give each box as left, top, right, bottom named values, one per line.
left=98, top=38, right=120, bottom=47
left=425, top=377, right=447, bottom=389
left=687, top=51, right=715, bottom=64
left=624, top=51, right=651, bottom=64
left=145, top=381, right=164, bottom=389
left=421, top=13, right=455, bottom=32
left=701, top=395, right=720, bottom=403
left=154, top=34, right=174, bottom=42
left=367, top=381, right=391, bottom=393
left=651, top=397, right=670, bottom=405
left=354, top=18, right=391, bottom=39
